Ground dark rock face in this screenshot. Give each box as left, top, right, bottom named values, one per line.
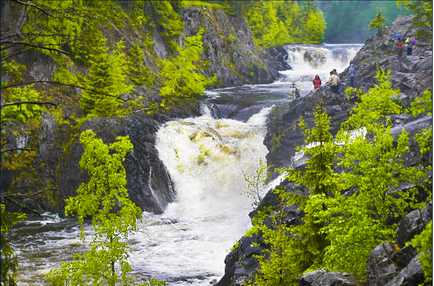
left=265, top=88, right=353, bottom=174
left=180, top=7, right=279, bottom=88
left=365, top=242, right=401, bottom=286
left=265, top=46, right=292, bottom=71
left=383, top=254, right=425, bottom=286
left=55, top=113, right=181, bottom=215
left=394, top=202, right=433, bottom=248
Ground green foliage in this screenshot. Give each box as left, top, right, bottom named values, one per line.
left=1, top=85, right=44, bottom=124
left=126, top=41, right=155, bottom=87
left=248, top=209, right=297, bottom=285
left=151, top=29, right=216, bottom=111
left=397, top=0, right=433, bottom=39
left=80, top=38, right=135, bottom=118
left=408, top=221, right=433, bottom=285
left=243, top=158, right=272, bottom=207
left=244, top=0, right=326, bottom=48
left=251, top=68, right=432, bottom=283
left=369, top=9, right=387, bottom=32
left=411, top=90, right=433, bottom=117
left=1, top=204, right=26, bottom=286
left=46, top=130, right=162, bottom=285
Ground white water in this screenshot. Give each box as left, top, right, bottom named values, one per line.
left=12, top=44, right=360, bottom=285
left=278, top=44, right=362, bottom=96
left=132, top=106, right=272, bottom=284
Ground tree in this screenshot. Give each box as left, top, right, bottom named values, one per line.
left=152, top=28, right=216, bottom=111
left=396, top=0, right=432, bottom=38
left=249, top=92, right=339, bottom=285
left=243, top=158, right=272, bottom=207
left=80, top=37, right=135, bottom=118
left=369, top=8, right=386, bottom=32
left=46, top=130, right=164, bottom=286
left=249, top=68, right=432, bottom=283
left=304, top=10, right=327, bottom=44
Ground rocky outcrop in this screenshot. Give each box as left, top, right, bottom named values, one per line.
left=339, top=16, right=433, bottom=101
left=180, top=7, right=279, bottom=88
left=265, top=16, right=433, bottom=173
left=217, top=16, right=433, bottom=286
left=298, top=270, right=359, bottom=286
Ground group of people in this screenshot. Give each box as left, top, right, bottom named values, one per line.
left=396, top=35, right=416, bottom=57
left=311, top=64, right=356, bottom=95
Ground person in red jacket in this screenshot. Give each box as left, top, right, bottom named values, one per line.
left=396, top=38, right=404, bottom=57
left=313, top=75, right=321, bottom=89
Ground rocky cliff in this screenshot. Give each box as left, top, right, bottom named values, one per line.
left=180, top=7, right=280, bottom=87
left=216, top=16, right=432, bottom=286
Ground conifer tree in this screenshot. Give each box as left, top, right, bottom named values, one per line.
left=80, top=37, right=134, bottom=118
left=369, top=8, right=386, bottom=32
left=249, top=92, right=339, bottom=285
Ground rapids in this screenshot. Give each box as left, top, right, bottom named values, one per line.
left=9, top=44, right=361, bottom=285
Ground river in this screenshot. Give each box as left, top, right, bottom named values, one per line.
left=9, top=44, right=361, bottom=285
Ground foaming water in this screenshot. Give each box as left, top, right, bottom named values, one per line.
left=279, top=44, right=362, bottom=95
left=126, top=106, right=273, bottom=284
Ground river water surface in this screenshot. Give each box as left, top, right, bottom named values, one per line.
left=10, top=44, right=361, bottom=285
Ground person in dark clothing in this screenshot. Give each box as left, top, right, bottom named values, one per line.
left=295, top=88, right=300, bottom=98
left=349, top=64, right=356, bottom=88
left=313, top=75, right=321, bottom=89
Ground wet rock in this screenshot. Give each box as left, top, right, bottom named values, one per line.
left=383, top=254, right=425, bottom=286
left=394, top=201, right=432, bottom=248
left=298, top=270, right=359, bottom=286
left=365, top=242, right=400, bottom=286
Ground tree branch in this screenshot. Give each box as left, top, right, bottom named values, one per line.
left=0, top=41, right=68, bottom=55
left=2, top=81, right=128, bottom=102
left=1, top=100, right=58, bottom=108
left=0, top=47, right=34, bottom=62
left=1, top=39, right=76, bottom=51
left=3, top=196, right=42, bottom=216
left=1, top=148, right=32, bottom=154
left=12, top=0, right=56, bottom=18
left=2, top=188, right=57, bottom=198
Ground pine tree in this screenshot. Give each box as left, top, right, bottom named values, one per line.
left=369, top=8, right=386, bottom=32
left=80, top=37, right=134, bottom=118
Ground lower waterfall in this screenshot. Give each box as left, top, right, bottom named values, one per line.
left=127, top=106, right=273, bottom=284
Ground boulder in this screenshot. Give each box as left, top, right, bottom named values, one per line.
left=383, top=254, right=425, bottom=286
left=298, top=270, right=359, bottom=286
left=394, top=201, right=433, bottom=248
left=365, top=242, right=400, bottom=286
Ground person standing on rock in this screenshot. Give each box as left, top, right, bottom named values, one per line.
left=349, top=64, right=356, bottom=88
left=333, top=69, right=341, bottom=93
left=397, top=38, right=404, bottom=57
left=328, top=71, right=339, bottom=95
left=405, top=35, right=415, bottom=55
left=313, top=75, right=321, bottom=89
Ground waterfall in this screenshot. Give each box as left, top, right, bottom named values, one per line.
left=126, top=105, right=273, bottom=284
left=277, top=44, right=362, bottom=96
left=11, top=44, right=361, bottom=285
